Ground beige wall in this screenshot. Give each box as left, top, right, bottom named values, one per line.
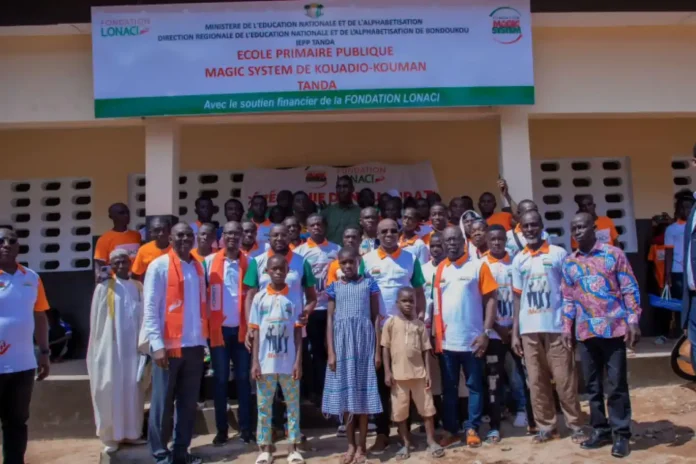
left=529, top=118, right=696, bottom=218
left=2, top=25, right=696, bottom=125
left=0, top=120, right=501, bottom=233
left=181, top=120, right=501, bottom=204
left=0, top=127, right=144, bottom=232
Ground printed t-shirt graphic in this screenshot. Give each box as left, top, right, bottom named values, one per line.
left=511, top=242, right=567, bottom=335
left=294, top=238, right=340, bottom=311
left=248, top=285, right=304, bottom=375
left=483, top=253, right=513, bottom=338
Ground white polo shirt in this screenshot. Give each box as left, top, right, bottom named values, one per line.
left=434, top=254, right=498, bottom=352
left=511, top=242, right=567, bottom=335
left=205, top=254, right=241, bottom=328
left=0, top=265, right=50, bottom=373
left=294, top=238, right=340, bottom=311
left=483, top=253, right=514, bottom=332
left=399, top=235, right=431, bottom=265
left=243, top=250, right=316, bottom=313
left=248, top=285, right=303, bottom=375
left=421, top=260, right=437, bottom=330
left=363, top=248, right=425, bottom=321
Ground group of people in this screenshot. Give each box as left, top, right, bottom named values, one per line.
left=0, top=175, right=645, bottom=464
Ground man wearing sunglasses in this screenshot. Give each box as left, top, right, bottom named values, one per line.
left=0, top=228, right=51, bottom=463
left=362, top=219, right=426, bottom=453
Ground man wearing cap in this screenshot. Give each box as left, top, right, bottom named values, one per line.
left=0, top=228, right=51, bottom=464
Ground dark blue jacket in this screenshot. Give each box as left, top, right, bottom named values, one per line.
left=682, top=205, right=696, bottom=328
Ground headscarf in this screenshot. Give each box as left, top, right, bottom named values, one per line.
left=459, top=210, right=482, bottom=237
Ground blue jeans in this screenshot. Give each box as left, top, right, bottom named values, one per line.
left=210, top=326, right=252, bottom=436
left=441, top=350, right=485, bottom=434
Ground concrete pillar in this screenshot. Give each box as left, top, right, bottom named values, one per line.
left=498, top=107, right=534, bottom=203
left=144, top=120, right=180, bottom=235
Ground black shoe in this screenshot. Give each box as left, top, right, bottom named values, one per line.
left=580, top=431, right=613, bottom=450
left=173, top=454, right=203, bottom=464
left=212, top=432, right=228, bottom=446
left=611, top=436, right=630, bottom=458
left=239, top=431, right=255, bottom=444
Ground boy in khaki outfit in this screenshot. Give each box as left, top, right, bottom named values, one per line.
left=382, top=287, right=445, bottom=460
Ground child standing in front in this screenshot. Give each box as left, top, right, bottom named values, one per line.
left=250, top=254, right=305, bottom=464
left=323, top=247, right=382, bottom=464
left=382, top=287, right=445, bottom=460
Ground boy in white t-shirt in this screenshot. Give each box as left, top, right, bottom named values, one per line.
left=510, top=211, right=584, bottom=445
left=250, top=255, right=305, bottom=464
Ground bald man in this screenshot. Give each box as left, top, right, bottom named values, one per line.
left=142, top=223, right=208, bottom=464
left=93, top=203, right=141, bottom=281
left=362, top=218, right=426, bottom=452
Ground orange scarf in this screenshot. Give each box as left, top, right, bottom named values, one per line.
left=165, top=249, right=209, bottom=358
left=209, top=249, right=249, bottom=344
left=432, top=252, right=468, bottom=353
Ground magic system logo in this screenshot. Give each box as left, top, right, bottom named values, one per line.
left=305, top=171, right=328, bottom=188
left=490, top=6, right=522, bottom=44
left=304, top=3, right=324, bottom=19
left=100, top=18, right=151, bottom=38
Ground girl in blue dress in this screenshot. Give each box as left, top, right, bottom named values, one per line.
left=323, top=247, right=382, bottom=464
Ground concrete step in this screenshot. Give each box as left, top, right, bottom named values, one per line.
left=24, top=337, right=681, bottom=440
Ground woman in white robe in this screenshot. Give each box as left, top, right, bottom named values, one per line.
left=87, top=248, right=146, bottom=453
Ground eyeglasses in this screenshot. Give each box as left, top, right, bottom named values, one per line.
left=0, top=238, right=18, bottom=245
left=380, top=228, right=399, bottom=234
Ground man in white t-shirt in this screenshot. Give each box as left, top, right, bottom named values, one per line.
left=510, top=211, right=584, bottom=444
left=0, top=228, right=51, bottom=464
left=433, top=226, right=498, bottom=449
left=294, top=214, right=340, bottom=403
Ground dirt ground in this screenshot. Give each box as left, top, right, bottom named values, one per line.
left=25, top=383, right=696, bottom=464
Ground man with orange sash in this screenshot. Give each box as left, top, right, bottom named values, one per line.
left=143, top=223, right=219, bottom=464
left=205, top=221, right=254, bottom=445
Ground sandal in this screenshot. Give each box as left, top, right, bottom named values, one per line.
left=465, top=429, right=482, bottom=448
left=287, top=451, right=304, bottom=464
left=256, top=452, right=274, bottom=464
left=532, top=430, right=559, bottom=444
left=426, top=443, right=445, bottom=458
left=486, top=430, right=501, bottom=444
left=395, top=445, right=410, bottom=461
left=570, top=429, right=587, bottom=444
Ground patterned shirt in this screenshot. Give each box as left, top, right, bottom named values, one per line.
left=561, top=241, right=641, bottom=341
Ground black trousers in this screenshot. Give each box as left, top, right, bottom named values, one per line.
left=579, top=337, right=631, bottom=438
left=0, top=369, right=35, bottom=464
left=306, top=310, right=328, bottom=400
left=375, top=365, right=392, bottom=436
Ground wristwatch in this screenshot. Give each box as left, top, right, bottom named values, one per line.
left=483, top=329, right=494, bottom=338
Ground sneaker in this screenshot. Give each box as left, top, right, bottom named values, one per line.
left=465, top=429, right=482, bottom=448
left=368, top=434, right=390, bottom=454
left=336, top=425, right=347, bottom=437
left=212, top=432, right=228, bottom=446
left=513, top=411, right=528, bottom=428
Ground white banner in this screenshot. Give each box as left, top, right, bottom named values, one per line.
left=241, top=162, right=438, bottom=206
left=91, top=0, right=534, bottom=118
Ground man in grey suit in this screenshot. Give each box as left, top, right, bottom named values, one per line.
left=681, top=144, right=696, bottom=370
